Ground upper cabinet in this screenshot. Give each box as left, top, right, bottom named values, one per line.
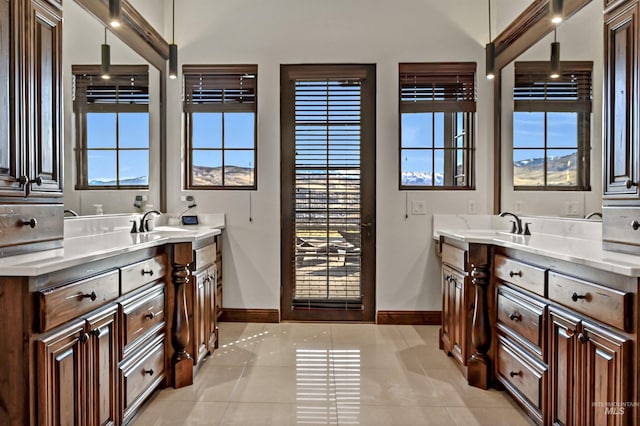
left=0, top=0, right=62, bottom=200
left=604, top=1, right=639, bottom=198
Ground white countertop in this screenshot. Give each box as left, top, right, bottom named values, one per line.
left=434, top=215, right=640, bottom=277
left=0, top=225, right=221, bottom=277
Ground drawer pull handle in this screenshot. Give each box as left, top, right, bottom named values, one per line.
left=32, top=176, right=43, bottom=186
left=79, top=332, right=90, bottom=343
left=142, top=269, right=154, bottom=276
left=509, top=371, right=521, bottom=377
left=571, top=292, right=587, bottom=302
left=143, top=369, right=154, bottom=376
left=509, top=312, right=522, bottom=322
left=625, top=179, right=638, bottom=189
left=80, top=291, right=97, bottom=301
left=18, top=175, right=29, bottom=187
left=21, top=218, right=37, bottom=229
left=144, top=312, right=155, bottom=320
left=632, top=220, right=640, bottom=231
left=509, top=270, right=522, bottom=278
left=578, top=332, right=589, bottom=344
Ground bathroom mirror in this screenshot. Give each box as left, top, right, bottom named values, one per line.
left=496, top=0, right=602, bottom=219
left=63, top=0, right=166, bottom=216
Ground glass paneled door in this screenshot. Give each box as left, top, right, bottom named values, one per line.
left=280, top=64, right=376, bottom=321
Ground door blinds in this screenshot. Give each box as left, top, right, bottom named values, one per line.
left=293, top=77, right=363, bottom=309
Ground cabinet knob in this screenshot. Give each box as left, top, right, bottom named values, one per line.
left=632, top=220, right=640, bottom=231
left=571, top=292, right=587, bottom=302
left=509, top=270, right=522, bottom=278
left=21, top=218, right=37, bottom=229
left=625, top=179, right=638, bottom=189
left=509, top=312, right=522, bottom=322
left=91, top=328, right=102, bottom=337
left=79, top=332, right=90, bottom=343
left=141, top=269, right=154, bottom=276
left=578, top=332, right=589, bottom=344
left=566, top=328, right=575, bottom=337
left=80, top=291, right=98, bottom=302
left=144, top=312, right=155, bottom=320
left=143, top=369, right=154, bottom=376
left=18, top=176, right=29, bottom=187
left=32, top=176, right=43, bottom=186
left=509, top=371, right=521, bottom=377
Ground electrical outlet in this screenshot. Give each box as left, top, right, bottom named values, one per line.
left=514, top=201, right=523, bottom=214
left=411, top=200, right=427, bottom=215
left=180, top=195, right=187, bottom=202
left=566, top=201, right=580, bottom=216
left=467, top=200, right=477, bottom=214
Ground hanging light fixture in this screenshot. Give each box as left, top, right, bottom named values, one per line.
left=109, top=0, right=121, bottom=28
left=486, top=0, right=495, bottom=80
left=550, top=28, right=561, bottom=79
left=169, top=0, right=178, bottom=79
left=101, top=27, right=111, bottom=80
left=550, top=0, right=563, bottom=24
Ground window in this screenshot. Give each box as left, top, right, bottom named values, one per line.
left=399, top=63, right=476, bottom=189
left=513, top=61, right=592, bottom=189
left=183, top=65, right=257, bottom=189
left=73, top=65, right=149, bottom=189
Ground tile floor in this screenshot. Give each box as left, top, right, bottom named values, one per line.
left=132, top=323, right=533, bottom=425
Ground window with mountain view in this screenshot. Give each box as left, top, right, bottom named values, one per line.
left=183, top=65, right=257, bottom=189
left=73, top=65, right=149, bottom=189
left=399, top=63, right=476, bottom=189
left=513, top=61, right=592, bottom=190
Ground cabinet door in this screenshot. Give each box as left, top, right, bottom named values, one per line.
left=450, top=268, right=470, bottom=366
left=440, top=265, right=454, bottom=352
left=192, top=268, right=209, bottom=365
left=549, top=308, right=580, bottom=426
left=0, top=0, right=27, bottom=197
left=36, top=319, right=87, bottom=426
left=86, top=307, right=118, bottom=426
left=206, top=265, right=218, bottom=351
left=580, top=321, right=631, bottom=426
left=604, top=4, right=639, bottom=197
left=28, top=0, right=62, bottom=196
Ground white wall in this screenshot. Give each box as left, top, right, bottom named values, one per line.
left=162, top=0, right=497, bottom=312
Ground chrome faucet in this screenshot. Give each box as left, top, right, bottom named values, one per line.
left=139, top=210, right=162, bottom=233
left=499, top=211, right=523, bottom=234
left=584, top=212, right=602, bottom=220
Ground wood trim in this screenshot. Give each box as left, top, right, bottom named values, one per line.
left=73, top=0, right=169, bottom=70
left=376, top=311, right=442, bottom=325
left=219, top=308, right=280, bottom=323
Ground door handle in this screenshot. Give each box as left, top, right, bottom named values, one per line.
left=360, top=222, right=373, bottom=240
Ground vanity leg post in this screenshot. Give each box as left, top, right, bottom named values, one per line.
left=171, top=243, right=194, bottom=388
left=468, top=262, right=491, bottom=389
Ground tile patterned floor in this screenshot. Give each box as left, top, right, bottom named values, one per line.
left=132, top=323, right=534, bottom=425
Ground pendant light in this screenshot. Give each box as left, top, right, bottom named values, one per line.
left=485, top=0, right=495, bottom=80
left=550, top=0, right=563, bottom=24
left=550, top=28, right=561, bottom=79
left=169, top=0, right=178, bottom=79
left=109, top=0, right=121, bottom=28
left=101, top=27, right=111, bottom=80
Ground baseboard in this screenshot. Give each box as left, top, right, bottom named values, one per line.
left=219, top=308, right=280, bottom=323
left=376, top=310, right=442, bottom=325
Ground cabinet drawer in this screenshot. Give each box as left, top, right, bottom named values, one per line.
left=120, top=284, right=165, bottom=357
left=37, top=270, right=119, bottom=333
left=497, top=336, right=546, bottom=418
left=120, top=254, right=166, bottom=294
left=0, top=204, right=63, bottom=251
left=494, top=254, right=546, bottom=296
left=497, top=286, right=546, bottom=358
left=441, top=244, right=466, bottom=272
left=193, top=243, right=216, bottom=271
left=120, top=335, right=165, bottom=424
left=548, top=272, right=632, bottom=331
left=603, top=206, right=640, bottom=252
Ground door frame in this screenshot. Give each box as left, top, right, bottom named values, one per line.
left=280, top=63, right=376, bottom=322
